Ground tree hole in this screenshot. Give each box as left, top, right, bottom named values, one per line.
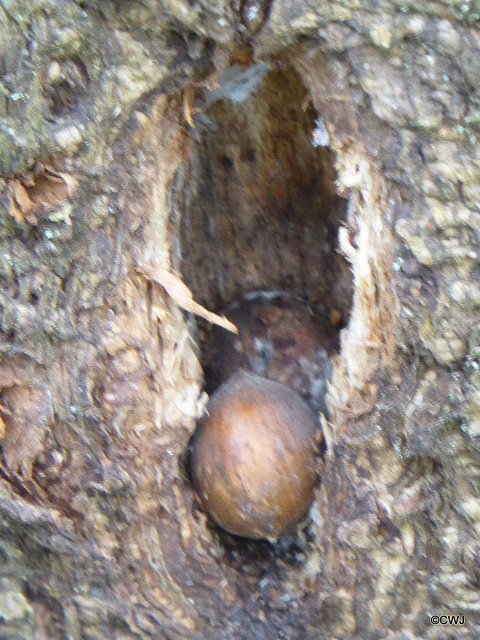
left=172, top=62, right=354, bottom=552
left=173, top=62, right=353, bottom=400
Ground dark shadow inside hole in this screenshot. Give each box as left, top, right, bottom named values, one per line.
left=174, top=63, right=352, bottom=393
left=218, top=154, right=234, bottom=170
left=48, top=80, right=79, bottom=117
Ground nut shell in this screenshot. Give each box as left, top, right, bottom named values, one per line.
left=203, top=292, right=338, bottom=415
left=191, top=370, right=319, bottom=540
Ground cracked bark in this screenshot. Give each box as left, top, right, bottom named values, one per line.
left=0, top=1, right=479, bottom=639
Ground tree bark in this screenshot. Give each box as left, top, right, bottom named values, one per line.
left=0, top=1, right=479, bottom=639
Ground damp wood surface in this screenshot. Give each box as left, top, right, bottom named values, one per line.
left=176, top=66, right=352, bottom=317
left=0, top=1, right=479, bottom=640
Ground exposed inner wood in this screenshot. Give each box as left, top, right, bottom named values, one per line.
left=174, top=66, right=353, bottom=328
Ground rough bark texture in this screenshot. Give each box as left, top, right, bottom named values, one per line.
left=0, top=1, right=479, bottom=639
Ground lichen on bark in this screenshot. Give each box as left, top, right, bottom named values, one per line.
left=0, top=1, right=480, bottom=639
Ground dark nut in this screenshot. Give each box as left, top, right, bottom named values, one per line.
left=203, top=291, right=338, bottom=415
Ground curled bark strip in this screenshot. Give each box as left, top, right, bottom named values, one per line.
left=138, top=263, right=238, bottom=334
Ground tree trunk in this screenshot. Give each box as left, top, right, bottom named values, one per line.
left=0, top=1, right=479, bottom=638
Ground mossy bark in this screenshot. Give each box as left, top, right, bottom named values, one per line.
left=0, top=1, right=479, bottom=639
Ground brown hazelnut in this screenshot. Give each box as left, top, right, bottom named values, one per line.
left=191, top=370, right=319, bottom=541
